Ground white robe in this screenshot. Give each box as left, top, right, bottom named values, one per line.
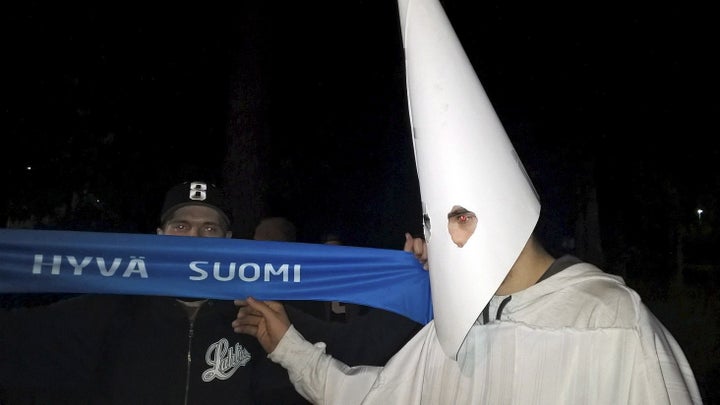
left=270, top=262, right=702, bottom=404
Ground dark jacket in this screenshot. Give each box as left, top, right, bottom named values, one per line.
left=285, top=302, right=423, bottom=367
left=0, top=294, right=309, bottom=405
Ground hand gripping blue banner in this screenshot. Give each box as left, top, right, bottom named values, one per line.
left=0, top=229, right=433, bottom=324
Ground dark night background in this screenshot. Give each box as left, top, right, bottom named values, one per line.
left=2, top=2, right=719, bottom=401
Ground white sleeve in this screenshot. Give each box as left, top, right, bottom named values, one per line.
left=269, top=325, right=382, bottom=405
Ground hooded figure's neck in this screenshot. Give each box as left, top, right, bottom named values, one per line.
left=495, top=236, right=555, bottom=296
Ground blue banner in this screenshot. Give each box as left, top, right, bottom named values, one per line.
left=0, top=229, right=433, bottom=324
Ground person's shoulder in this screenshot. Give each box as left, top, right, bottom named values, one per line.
left=562, top=261, right=635, bottom=298
left=512, top=259, right=639, bottom=329
left=10, top=293, right=130, bottom=310
left=559, top=262, right=641, bottom=328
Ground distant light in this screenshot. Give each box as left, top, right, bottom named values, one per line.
left=25, top=166, right=32, bottom=171
left=697, top=208, right=704, bottom=223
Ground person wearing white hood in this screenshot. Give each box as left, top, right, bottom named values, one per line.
left=231, top=0, right=702, bottom=403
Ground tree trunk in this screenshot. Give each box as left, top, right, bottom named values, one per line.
left=222, top=3, right=273, bottom=238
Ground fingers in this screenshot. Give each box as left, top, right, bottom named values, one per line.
left=233, top=297, right=291, bottom=353
left=232, top=298, right=290, bottom=331
left=235, top=298, right=281, bottom=316
left=233, top=298, right=264, bottom=335
left=404, top=232, right=424, bottom=253
left=404, top=232, right=429, bottom=270
left=232, top=309, right=262, bottom=335
left=413, top=238, right=425, bottom=257
left=403, top=232, right=415, bottom=252
left=245, top=296, right=272, bottom=315
left=232, top=323, right=259, bottom=335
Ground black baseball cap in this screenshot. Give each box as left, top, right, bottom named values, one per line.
left=160, top=181, right=232, bottom=227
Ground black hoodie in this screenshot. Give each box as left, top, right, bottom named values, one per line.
left=0, top=294, right=309, bottom=405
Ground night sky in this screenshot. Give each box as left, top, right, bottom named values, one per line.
left=2, top=2, right=720, bottom=399
left=3, top=2, right=718, bottom=248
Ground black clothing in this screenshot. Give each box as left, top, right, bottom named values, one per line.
left=0, top=294, right=309, bottom=405
left=285, top=302, right=423, bottom=366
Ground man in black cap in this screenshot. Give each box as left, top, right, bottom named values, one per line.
left=158, top=180, right=233, bottom=239
left=0, top=180, right=310, bottom=405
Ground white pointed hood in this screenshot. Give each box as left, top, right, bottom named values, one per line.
left=397, top=0, right=540, bottom=359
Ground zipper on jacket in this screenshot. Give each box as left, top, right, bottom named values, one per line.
left=178, top=299, right=206, bottom=405
left=184, top=318, right=195, bottom=405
